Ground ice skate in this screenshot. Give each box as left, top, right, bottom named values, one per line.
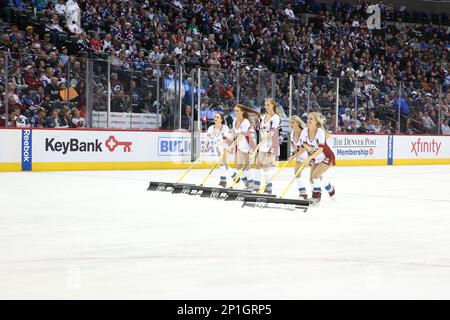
left=328, top=188, right=335, bottom=201
left=310, top=191, right=321, bottom=206
left=219, top=181, right=227, bottom=188
left=263, top=184, right=272, bottom=195
left=299, top=193, right=308, bottom=200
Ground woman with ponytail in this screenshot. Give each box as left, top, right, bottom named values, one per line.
left=204, top=112, right=230, bottom=188
left=253, top=98, right=281, bottom=194
left=300, top=112, right=336, bottom=203
left=287, top=115, right=310, bottom=199
left=231, top=104, right=259, bottom=189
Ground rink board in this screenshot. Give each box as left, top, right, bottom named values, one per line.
left=0, top=128, right=449, bottom=171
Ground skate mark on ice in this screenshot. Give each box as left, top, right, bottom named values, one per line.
left=340, top=192, right=450, bottom=203
left=2, top=255, right=450, bottom=270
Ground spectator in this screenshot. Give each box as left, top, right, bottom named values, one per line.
left=40, top=68, right=54, bottom=87
left=357, top=121, right=369, bottom=133
left=181, top=105, right=193, bottom=130
left=422, top=111, right=436, bottom=133
left=24, top=66, right=41, bottom=90
left=70, top=107, right=85, bottom=128
left=32, top=0, right=48, bottom=12
left=372, top=118, right=382, bottom=133
left=44, top=109, right=60, bottom=128
left=90, top=33, right=102, bottom=54
left=442, top=118, right=450, bottom=135
left=284, top=4, right=296, bottom=20
left=59, top=47, right=69, bottom=66
left=111, top=90, right=129, bottom=113
left=58, top=105, right=71, bottom=128
left=9, top=106, right=29, bottom=127
left=45, top=77, right=61, bottom=101
left=128, top=80, right=143, bottom=113
left=54, top=0, right=66, bottom=15
left=30, top=107, right=47, bottom=128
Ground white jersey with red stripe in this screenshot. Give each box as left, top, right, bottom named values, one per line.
left=233, top=118, right=251, bottom=153
left=259, top=113, right=280, bottom=153
left=291, top=130, right=308, bottom=162
left=300, top=127, right=326, bottom=164
left=206, top=124, right=229, bottom=153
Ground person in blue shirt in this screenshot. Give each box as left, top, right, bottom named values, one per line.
left=30, top=108, right=46, bottom=128
left=32, top=0, right=48, bottom=11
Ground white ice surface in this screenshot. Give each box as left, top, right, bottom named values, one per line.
left=1, top=165, right=450, bottom=299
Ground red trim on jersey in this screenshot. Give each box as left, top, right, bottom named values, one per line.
left=320, top=143, right=336, bottom=166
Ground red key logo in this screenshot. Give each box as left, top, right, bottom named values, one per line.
left=105, top=135, right=132, bottom=152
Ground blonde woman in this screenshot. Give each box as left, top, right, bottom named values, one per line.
left=253, top=98, right=281, bottom=194
left=300, top=112, right=336, bottom=203
left=288, top=115, right=309, bottom=199
left=231, top=104, right=259, bottom=189
left=204, top=113, right=230, bottom=188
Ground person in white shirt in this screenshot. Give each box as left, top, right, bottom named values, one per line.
left=300, top=112, right=336, bottom=203
left=204, top=113, right=232, bottom=188
left=284, top=4, right=295, bottom=19
left=102, top=34, right=112, bottom=52
left=441, top=118, right=450, bottom=135
left=54, top=0, right=67, bottom=15
left=231, top=104, right=259, bottom=189
left=47, top=14, right=64, bottom=33
left=288, top=115, right=309, bottom=199
left=149, top=46, right=164, bottom=63
left=174, top=44, right=183, bottom=55
left=253, top=98, right=281, bottom=194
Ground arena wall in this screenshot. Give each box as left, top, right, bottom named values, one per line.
left=0, top=128, right=449, bottom=172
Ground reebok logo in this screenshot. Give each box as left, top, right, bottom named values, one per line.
left=410, top=138, right=441, bottom=156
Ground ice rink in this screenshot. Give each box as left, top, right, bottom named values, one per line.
left=1, top=165, right=450, bottom=299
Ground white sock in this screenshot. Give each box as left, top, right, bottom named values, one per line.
left=247, top=168, right=254, bottom=184
left=263, top=166, right=275, bottom=189
left=312, top=179, right=321, bottom=193
left=219, top=166, right=227, bottom=181
left=297, top=178, right=307, bottom=194
left=253, top=169, right=261, bottom=187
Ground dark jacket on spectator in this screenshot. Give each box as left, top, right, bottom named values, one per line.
left=45, top=84, right=60, bottom=101
left=44, top=116, right=59, bottom=128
